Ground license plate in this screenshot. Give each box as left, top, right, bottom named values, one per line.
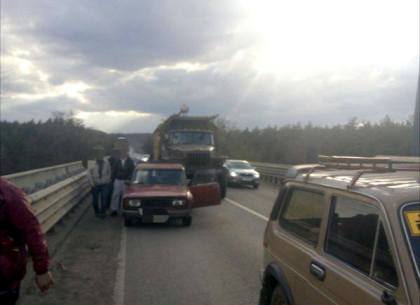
left=241, top=177, right=253, bottom=181
left=152, top=215, right=169, bottom=223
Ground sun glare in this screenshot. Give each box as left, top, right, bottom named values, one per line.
left=241, top=0, right=418, bottom=77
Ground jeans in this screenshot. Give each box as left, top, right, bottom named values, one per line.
left=0, top=287, right=20, bottom=305
left=105, top=181, right=114, bottom=210
left=92, top=184, right=107, bottom=215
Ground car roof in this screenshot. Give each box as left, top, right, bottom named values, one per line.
left=136, top=163, right=185, bottom=170
left=292, top=169, right=420, bottom=208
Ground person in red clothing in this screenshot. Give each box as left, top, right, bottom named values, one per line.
left=0, top=177, right=54, bottom=305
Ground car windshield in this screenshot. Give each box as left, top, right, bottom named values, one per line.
left=227, top=161, right=253, bottom=169
left=401, top=202, right=420, bottom=281
left=169, top=131, right=214, bottom=145
left=132, top=169, right=185, bottom=186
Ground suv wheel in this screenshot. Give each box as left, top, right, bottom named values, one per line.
left=124, top=218, right=132, bottom=227
left=270, top=286, right=287, bottom=305
left=253, top=183, right=259, bottom=189
left=182, top=216, right=192, bottom=227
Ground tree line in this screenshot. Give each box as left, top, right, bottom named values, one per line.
left=1, top=114, right=415, bottom=175
left=0, top=113, right=116, bottom=175
left=215, top=116, right=416, bottom=164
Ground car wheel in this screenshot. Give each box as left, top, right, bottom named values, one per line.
left=270, top=286, right=287, bottom=305
left=182, top=216, right=192, bottom=227
left=253, top=183, right=259, bottom=189
left=124, top=218, right=132, bottom=227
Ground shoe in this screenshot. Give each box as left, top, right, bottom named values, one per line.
left=110, top=211, right=118, bottom=217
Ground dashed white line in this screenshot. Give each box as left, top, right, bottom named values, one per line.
left=225, top=198, right=269, bottom=221
left=114, top=225, right=127, bottom=305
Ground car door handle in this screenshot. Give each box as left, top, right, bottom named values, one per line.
left=310, top=261, right=326, bottom=281
left=381, top=291, right=397, bottom=305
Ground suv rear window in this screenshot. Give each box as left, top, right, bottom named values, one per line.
left=279, top=188, right=325, bottom=245
left=401, top=202, right=420, bottom=281
left=326, top=196, right=398, bottom=287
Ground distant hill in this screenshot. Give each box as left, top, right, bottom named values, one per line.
left=113, top=133, right=153, bottom=154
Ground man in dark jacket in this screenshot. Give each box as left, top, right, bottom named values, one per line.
left=110, top=138, right=135, bottom=216
left=0, top=178, right=54, bottom=305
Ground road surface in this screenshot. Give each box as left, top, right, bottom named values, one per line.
left=20, top=183, right=280, bottom=305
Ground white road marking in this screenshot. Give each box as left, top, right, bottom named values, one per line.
left=225, top=198, right=269, bottom=221
left=114, top=225, right=127, bottom=305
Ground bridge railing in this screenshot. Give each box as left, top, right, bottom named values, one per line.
left=3, top=161, right=90, bottom=233
left=250, top=161, right=290, bottom=184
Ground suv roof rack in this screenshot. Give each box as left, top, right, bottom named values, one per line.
left=300, top=155, right=420, bottom=188
left=318, top=155, right=393, bottom=170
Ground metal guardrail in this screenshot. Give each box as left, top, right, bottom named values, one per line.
left=250, top=161, right=290, bottom=184
left=4, top=161, right=85, bottom=194
left=3, top=162, right=90, bottom=233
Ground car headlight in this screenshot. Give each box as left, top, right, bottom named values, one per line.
left=254, top=172, right=260, bottom=178
left=128, top=199, right=142, bottom=207
left=230, top=171, right=238, bottom=177
left=172, top=199, right=185, bottom=207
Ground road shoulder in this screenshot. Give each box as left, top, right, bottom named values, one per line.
left=20, top=210, right=123, bottom=305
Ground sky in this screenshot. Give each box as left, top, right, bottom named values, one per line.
left=1, top=0, right=419, bottom=133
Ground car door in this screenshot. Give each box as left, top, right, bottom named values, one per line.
left=189, top=182, right=221, bottom=208
left=268, top=185, right=336, bottom=305
left=314, top=194, right=408, bottom=305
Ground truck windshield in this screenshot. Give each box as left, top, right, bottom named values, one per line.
left=169, top=131, right=214, bottom=145
left=401, top=202, right=420, bottom=281
left=132, top=169, right=185, bottom=186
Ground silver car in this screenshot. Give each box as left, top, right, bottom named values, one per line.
left=224, top=160, right=260, bottom=189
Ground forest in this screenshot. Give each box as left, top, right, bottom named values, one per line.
left=0, top=113, right=116, bottom=175
left=215, top=116, right=416, bottom=164
left=0, top=114, right=416, bottom=175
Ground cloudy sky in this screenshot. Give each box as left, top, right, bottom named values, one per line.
left=1, top=0, right=418, bottom=132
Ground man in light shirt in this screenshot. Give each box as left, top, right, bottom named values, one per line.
left=88, top=146, right=111, bottom=217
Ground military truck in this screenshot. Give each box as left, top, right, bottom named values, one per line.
left=152, top=109, right=227, bottom=198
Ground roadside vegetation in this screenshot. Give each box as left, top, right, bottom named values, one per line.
left=216, top=116, right=415, bottom=164
left=0, top=113, right=116, bottom=175
left=1, top=114, right=415, bottom=175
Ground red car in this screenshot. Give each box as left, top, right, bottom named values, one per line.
left=122, top=163, right=221, bottom=227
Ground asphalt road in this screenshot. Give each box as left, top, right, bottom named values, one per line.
left=20, top=183, right=280, bottom=305
left=122, top=183, right=279, bottom=305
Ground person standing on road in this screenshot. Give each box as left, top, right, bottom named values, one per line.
left=0, top=177, right=54, bottom=305
left=110, top=139, right=135, bottom=216
left=88, top=146, right=111, bottom=217
left=106, top=148, right=120, bottom=211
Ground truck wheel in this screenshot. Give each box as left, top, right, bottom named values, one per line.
left=182, top=216, right=192, bottom=227
left=220, top=182, right=227, bottom=198
left=124, top=218, right=132, bottom=227
left=218, top=174, right=227, bottom=198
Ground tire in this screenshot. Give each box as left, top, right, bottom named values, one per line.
left=253, top=183, right=259, bottom=189
left=182, top=216, right=192, bottom=227
left=270, top=286, right=287, bottom=305
left=124, top=218, right=132, bottom=227
left=218, top=174, right=227, bottom=198
left=220, top=183, right=227, bottom=198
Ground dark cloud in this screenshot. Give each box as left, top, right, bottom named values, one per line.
left=3, top=0, right=242, bottom=70
left=1, top=0, right=418, bottom=132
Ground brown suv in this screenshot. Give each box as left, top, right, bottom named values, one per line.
left=260, top=156, right=420, bottom=305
